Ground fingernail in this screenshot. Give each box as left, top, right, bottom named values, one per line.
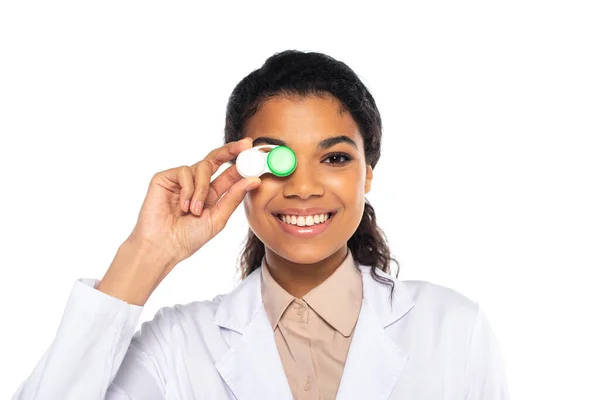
left=184, top=200, right=190, bottom=211
left=195, top=201, right=203, bottom=214
left=245, top=179, right=259, bottom=192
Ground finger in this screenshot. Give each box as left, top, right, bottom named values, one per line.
left=203, top=163, right=243, bottom=208
left=149, top=165, right=193, bottom=205
left=190, top=160, right=212, bottom=215
left=190, top=137, right=253, bottom=215
left=191, top=137, right=253, bottom=175
left=177, top=166, right=195, bottom=212
left=209, top=177, right=261, bottom=233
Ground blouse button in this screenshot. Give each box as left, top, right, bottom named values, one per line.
left=304, top=376, right=312, bottom=391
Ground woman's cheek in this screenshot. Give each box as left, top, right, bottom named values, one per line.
left=325, top=168, right=364, bottom=196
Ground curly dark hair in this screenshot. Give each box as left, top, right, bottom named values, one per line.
left=223, top=50, right=399, bottom=300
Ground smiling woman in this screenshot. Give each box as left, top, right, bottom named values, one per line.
left=12, top=50, right=509, bottom=399
left=224, top=52, right=395, bottom=302
left=240, top=96, right=378, bottom=286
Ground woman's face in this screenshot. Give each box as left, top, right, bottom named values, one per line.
left=242, top=94, right=373, bottom=265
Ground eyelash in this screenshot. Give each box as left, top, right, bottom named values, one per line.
left=322, top=152, right=352, bottom=166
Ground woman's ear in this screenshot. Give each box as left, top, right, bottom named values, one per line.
left=365, top=164, right=373, bottom=194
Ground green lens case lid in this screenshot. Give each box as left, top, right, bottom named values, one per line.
left=267, top=146, right=297, bottom=177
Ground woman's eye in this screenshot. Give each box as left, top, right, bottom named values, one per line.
left=323, top=153, right=352, bottom=165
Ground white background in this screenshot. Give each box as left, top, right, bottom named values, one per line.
left=1, top=1, right=598, bottom=398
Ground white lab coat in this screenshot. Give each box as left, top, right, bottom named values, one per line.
left=12, top=264, right=509, bottom=399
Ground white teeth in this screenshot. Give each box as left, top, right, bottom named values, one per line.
left=277, top=213, right=332, bottom=226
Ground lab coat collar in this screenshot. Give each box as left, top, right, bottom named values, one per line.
left=213, top=263, right=415, bottom=400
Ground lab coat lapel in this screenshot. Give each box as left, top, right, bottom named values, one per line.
left=214, top=268, right=293, bottom=400
left=213, top=264, right=415, bottom=400
left=335, top=265, right=415, bottom=400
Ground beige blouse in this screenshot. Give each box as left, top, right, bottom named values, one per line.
left=260, top=249, right=363, bottom=399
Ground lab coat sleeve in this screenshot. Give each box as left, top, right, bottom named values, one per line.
left=12, top=278, right=167, bottom=400
left=465, top=305, right=510, bottom=400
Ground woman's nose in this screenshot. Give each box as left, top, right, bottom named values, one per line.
left=281, top=159, right=324, bottom=199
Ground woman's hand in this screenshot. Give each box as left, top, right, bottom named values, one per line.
left=97, top=137, right=261, bottom=305
left=130, top=137, right=260, bottom=264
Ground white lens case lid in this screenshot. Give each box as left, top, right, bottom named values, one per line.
left=236, top=145, right=277, bottom=178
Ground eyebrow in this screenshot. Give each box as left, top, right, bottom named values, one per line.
left=252, top=135, right=358, bottom=150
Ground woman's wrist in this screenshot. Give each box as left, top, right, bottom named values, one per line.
left=97, top=238, right=177, bottom=306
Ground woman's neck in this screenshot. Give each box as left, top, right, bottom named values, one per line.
left=264, top=246, right=349, bottom=298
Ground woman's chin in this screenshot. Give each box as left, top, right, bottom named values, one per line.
left=267, top=243, right=345, bottom=266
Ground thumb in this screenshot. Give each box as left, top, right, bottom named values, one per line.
left=208, top=177, right=261, bottom=233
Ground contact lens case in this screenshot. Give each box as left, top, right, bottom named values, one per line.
left=236, top=145, right=297, bottom=178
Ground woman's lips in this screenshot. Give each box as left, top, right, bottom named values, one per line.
left=273, top=212, right=336, bottom=238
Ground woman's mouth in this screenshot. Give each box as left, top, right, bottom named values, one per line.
left=272, top=211, right=336, bottom=238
